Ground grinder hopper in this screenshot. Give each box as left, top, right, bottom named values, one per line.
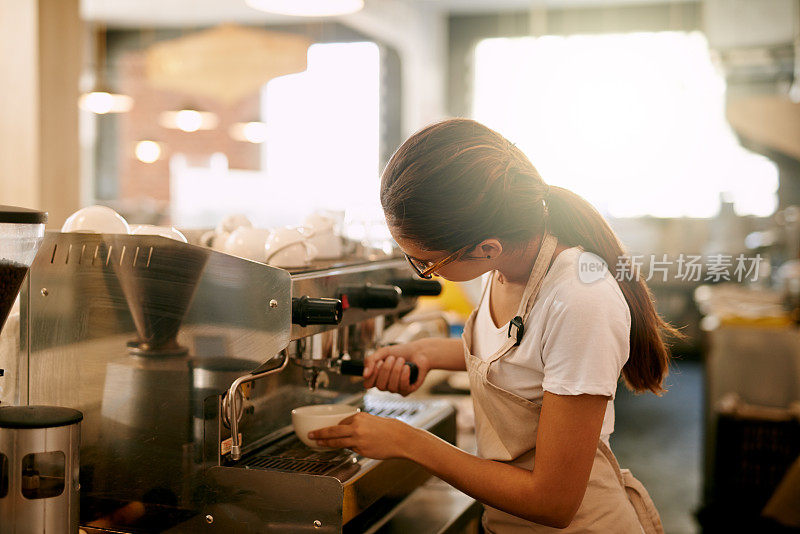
left=111, top=236, right=209, bottom=354
left=0, top=207, right=47, bottom=333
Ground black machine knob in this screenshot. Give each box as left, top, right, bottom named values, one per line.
left=391, top=278, right=443, bottom=297
left=339, top=359, right=419, bottom=385
left=338, top=284, right=401, bottom=309
left=291, top=296, right=343, bottom=327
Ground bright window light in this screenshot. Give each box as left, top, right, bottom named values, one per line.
left=263, top=42, right=380, bottom=212
left=473, top=32, right=778, bottom=218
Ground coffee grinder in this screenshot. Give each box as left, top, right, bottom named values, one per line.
left=0, top=206, right=47, bottom=334
left=0, top=206, right=83, bottom=533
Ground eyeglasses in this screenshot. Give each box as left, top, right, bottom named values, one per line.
left=404, top=243, right=477, bottom=279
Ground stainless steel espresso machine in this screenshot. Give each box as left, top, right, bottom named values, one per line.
left=12, top=231, right=453, bottom=533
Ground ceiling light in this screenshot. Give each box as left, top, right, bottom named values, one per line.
left=79, top=91, right=134, bottom=114
left=79, top=23, right=134, bottom=114
left=245, top=0, right=363, bottom=17
left=229, top=121, right=268, bottom=143
left=135, top=140, right=162, bottom=163
left=159, top=109, right=219, bottom=132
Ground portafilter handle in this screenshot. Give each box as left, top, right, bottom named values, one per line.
left=338, top=359, right=419, bottom=385
left=337, top=283, right=401, bottom=309
left=390, top=278, right=443, bottom=297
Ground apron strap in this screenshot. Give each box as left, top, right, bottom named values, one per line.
left=507, top=232, right=558, bottom=346
left=479, top=232, right=559, bottom=363
left=516, top=232, right=558, bottom=317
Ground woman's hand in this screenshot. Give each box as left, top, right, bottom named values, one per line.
left=363, top=342, right=431, bottom=395
left=308, top=412, right=418, bottom=459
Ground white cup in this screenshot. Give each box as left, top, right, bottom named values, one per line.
left=304, top=214, right=343, bottom=260
left=130, top=224, right=188, bottom=243
left=292, top=404, right=360, bottom=450
left=200, top=230, right=230, bottom=251
left=216, top=213, right=253, bottom=235
left=307, top=232, right=342, bottom=260
left=62, top=205, right=130, bottom=234
left=200, top=213, right=252, bottom=252
left=264, top=226, right=317, bottom=268
left=304, top=213, right=336, bottom=234
left=223, top=227, right=272, bottom=262
left=200, top=230, right=218, bottom=248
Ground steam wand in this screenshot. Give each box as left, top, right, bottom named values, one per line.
left=225, top=351, right=289, bottom=461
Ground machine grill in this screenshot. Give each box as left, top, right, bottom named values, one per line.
left=246, top=456, right=343, bottom=475
left=243, top=434, right=356, bottom=476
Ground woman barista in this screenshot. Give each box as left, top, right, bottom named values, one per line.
left=309, top=119, right=674, bottom=533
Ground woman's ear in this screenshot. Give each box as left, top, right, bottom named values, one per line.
left=477, top=239, right=503, bottom=260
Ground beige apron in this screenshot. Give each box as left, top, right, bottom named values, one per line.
left=462, top=233, right=663, bottom=534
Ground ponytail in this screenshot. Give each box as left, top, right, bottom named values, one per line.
left=547, top=186, right=680, bottom=394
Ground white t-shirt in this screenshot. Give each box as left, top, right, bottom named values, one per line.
left=472, top=247, right=631, bottom=442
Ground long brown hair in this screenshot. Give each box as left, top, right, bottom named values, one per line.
left=381, top=118, right=679, bottom=394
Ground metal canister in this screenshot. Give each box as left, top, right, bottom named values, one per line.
left=0, top=406, right=82, bottom=534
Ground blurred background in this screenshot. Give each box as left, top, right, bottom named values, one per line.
left=2, top=1, right=800, bottom=532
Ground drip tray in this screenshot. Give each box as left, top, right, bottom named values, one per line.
left=244, top=436, right=357, bottom=476
left=246, top=455, right=341, bottom=475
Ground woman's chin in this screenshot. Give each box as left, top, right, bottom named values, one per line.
left=435, top=273, right=482, bottom=283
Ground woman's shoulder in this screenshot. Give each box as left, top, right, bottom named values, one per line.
left=542, top=248, right=630, bottom=320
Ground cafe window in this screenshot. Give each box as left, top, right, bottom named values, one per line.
left=263, top=41, right=381, bottom=218
left=472, top=31, right=778, bottom=218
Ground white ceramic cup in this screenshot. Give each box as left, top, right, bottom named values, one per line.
left=304, top=214, right=343, bottom=260
left=62, top=205, right=130, bottom=234
left=200, top=230, right=231, bottom=251
left=304, top=213, right=336, bottom=234
left=223, top=227, right=272, bottom=262
left=199, top=214, right=252, bottom=252
left=216, top=213, right=253, bottom=235
left=199, top=230, right=218, bottom=248
left=291, top=404, right=360, bottom=450
left=264, top=226, right=317, bottom=268
left=306, top=231, right=343, bottom=260
left=130, top=224, right=188, bottom=243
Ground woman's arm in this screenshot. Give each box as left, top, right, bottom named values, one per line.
left=310, top=392, right=607, bottom=529
left=415, top=337, right=468, bottom=370
left=363, top=337, right=466, bottom=394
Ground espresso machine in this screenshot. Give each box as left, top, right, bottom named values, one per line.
left=14, top=230, right=453, bottom=533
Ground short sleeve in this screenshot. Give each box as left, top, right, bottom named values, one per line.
left=540, top=278, right=630, bottom=399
